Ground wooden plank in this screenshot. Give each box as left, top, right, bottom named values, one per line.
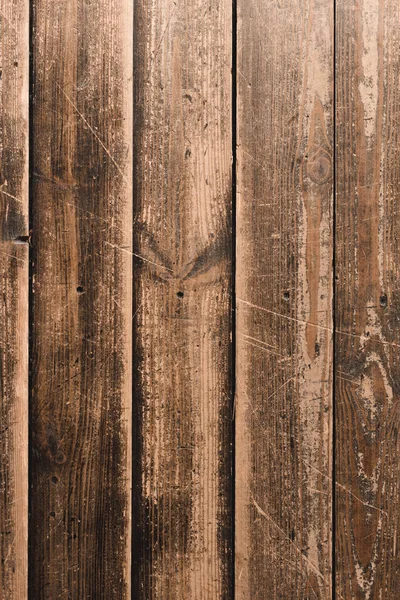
left=236, top=1, right=333, bottom=598
left=132, top=0, right=232, bottom=597
left=335, top=0, right=400, bottom=596
left=0, top=0, right=29, bottom=597
left=29, top=1, right=132, bottom=597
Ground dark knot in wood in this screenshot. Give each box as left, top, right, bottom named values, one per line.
left=306, top=147, right=332, bottom=185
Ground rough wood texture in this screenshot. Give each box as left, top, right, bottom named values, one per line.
left=236, top=1, right=333, bottom=598
left=132, top=0, right=232, bottom=597
left=335, top=1, right=400, bottom=597
left=29, top=0, right=132, bottom=597
left=0, top=1, right=29, bottom=597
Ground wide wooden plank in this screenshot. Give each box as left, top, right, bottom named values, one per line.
left=335, top=1, right=400, bottom=596
left=132, top=0, right=232, bottom=597
left=236, top=1, right=333, bottom=598
left=29, top=1, right=132, bottom=597
left=0, top=0, right=29, bottom=597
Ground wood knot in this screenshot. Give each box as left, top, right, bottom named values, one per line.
left=305, top=148, right=332, bottom=184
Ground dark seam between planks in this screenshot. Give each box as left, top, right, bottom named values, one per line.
left=130, top=0, right=136, bottom=592
left=232, top=0, right=237, bottom=597
left=28, top=0, right=34, bottom=595
left=332, top=0, right=337, bottom=597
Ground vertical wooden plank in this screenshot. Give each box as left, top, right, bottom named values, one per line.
left=29, top=0, right=132, bottom=597
left=336, top=0, right=400, bottom=596
left=132, top=0, right=232, bottom=597
left=236, top=1, right=333, bottom=598
left=0, top=0, right=29, bottom=597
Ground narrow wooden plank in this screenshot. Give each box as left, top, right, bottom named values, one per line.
left=335, top=1, right=400, bottom=596
left=0, top=0, right=29, bottom=597
left=236, top=1, right=333, bottom=598
left=29, top=1, right=132, bottom=597
left=132, top=0, right=232, bottom=597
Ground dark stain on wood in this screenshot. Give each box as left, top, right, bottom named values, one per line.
left=29, top=0, right=132, bottom=597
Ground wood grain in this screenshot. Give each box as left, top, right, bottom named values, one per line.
left=335, top=0, right=400, bottom=596
left=0, top=0, right=29, bottom=597
left=29, top=0, right=132, bottom=597
left=132, top=0, right=232, bottom=597
left=236, top=1, right=333, bottom=598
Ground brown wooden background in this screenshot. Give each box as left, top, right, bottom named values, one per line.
left=0, top=0, right=399, bottom=598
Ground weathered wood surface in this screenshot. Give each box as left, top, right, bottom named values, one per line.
left=335, top=1, right=400, bottom=597
left=236, top=1, right=333, bottom=598
left=29, top=0, right=132, bottom=597
left=0, top=1, right=29, bottom=597
left=132, top=0, right=232, bottom=597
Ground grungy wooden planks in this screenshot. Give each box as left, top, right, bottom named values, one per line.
left=132, top=0, right=233, bottom=597
left=29, top=0, right=132, bottom=597
left=236, top=0, right=334, bottom=598
left=1, top=0, right=400, bottom=598
left=0, top=0, right=29, bottom=597
left=335, top=0, right=400, bottom=597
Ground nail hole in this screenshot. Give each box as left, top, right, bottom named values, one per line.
left=51, top=476, right=58, bottom=484
left=55, top=451, right=66, bottom=464
left=380, top=294, right=388, bottom=308
left=283, top=291, right=290, bottom=301
left=77, top=286, right=84, bottom=294
left=177, top=291, right=184, bottom=299
left=50, top=511, right=55, bottom=518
